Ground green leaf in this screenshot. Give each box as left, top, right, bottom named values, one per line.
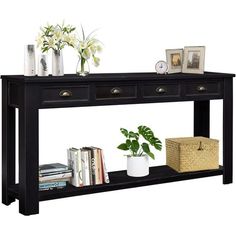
left=147, top=152, right=155, bottom=160
left=128, top=131, right=139, bottom=140
left=81, top=25, right=85, bottom=41
left=120, top=128, right=128, bottom=137
left=130, top=140, right=140, bottom=154
left=117, top=143, right=129, bottom=151
left=141, top=142, right=150, bottom=153
left=154, top=142, right=162, bottom=151
left=126, top=139, right=131, bottom=147
left=138, top=125, right=162, bottom=151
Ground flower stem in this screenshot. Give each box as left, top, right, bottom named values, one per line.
left=81, top=57, right=85, bottom=73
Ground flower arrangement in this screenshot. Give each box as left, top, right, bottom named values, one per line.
left=76, top=26, right=102, bottom=76
left=37, top=22, right=77, bottom=52
left=36, top=23, right=102, bottom=76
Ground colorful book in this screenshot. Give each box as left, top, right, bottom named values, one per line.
left=39, top=181, right=67, bottom=191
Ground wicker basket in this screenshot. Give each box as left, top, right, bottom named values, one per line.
left=166, top=137, right=219, bottom=173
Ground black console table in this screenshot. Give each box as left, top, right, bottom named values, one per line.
left=1, top=72, right=234, bottom=215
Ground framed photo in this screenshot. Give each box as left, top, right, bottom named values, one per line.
left=182, top=46, right=205, bottom=74
left=166, top=49, right=183, bottom=74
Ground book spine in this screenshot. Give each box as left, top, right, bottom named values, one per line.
left=90, top=149, right=96, bottom=185
left=39, top=167, right=68, bottom=174
left=75, top=149, right=83, bottom=187
left=81, top=150, right=91, bottom=186
left=39, top=181, right=67, bottom=190
left=78, top=149, right=83, bottom=186
left=96, top=149, right=103, bottom=184
left=40, top=177, right=70, bottom=183
left=39, top=169, right=72, bottom=177
left=101, top=150, right=110, bottom=183
left=39, top=187, right=65, bottom=191
left=39, top=172, right=72, bottom=182
left=67, top=149, right=80, bottom=187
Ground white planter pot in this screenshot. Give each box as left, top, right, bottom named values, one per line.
left=127, top=155, right=149, bottom=177
left=52, top=50, right=64, bottom=76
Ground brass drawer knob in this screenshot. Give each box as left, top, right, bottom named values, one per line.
left=156, top=87, right=166, bottom=94
left=110, top=87, right=122, bottom=95
left=197, top=86, right=207, bottom=92
left=59, top=90, right=72, bottom=97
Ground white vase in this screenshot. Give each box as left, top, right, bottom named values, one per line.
left=24, top=44, right=36, bottom=76
left=52, top=50, right=64, bottom=76
left=127, top=155, right=149, bottom=177
left=38, top=54, right=49, bottom=76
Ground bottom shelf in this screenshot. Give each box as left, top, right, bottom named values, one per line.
left=9, top=165, right=223, bottom=201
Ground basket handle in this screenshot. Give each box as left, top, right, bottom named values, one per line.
left=197, top=141, right=204, bottom=151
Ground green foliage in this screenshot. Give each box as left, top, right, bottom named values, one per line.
left=117, top=125, right=162, bottom=159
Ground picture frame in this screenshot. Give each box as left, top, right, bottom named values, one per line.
left=166, top=49, right=183, bottom=74
left=182, top=46, right=205, bottom=74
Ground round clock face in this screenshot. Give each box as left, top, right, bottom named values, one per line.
left=155, top=60, right=168, bottom=74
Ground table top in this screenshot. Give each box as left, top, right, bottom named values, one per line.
left=1, top=71, right=235, bottom=83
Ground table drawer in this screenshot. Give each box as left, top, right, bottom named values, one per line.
left=141, top=83, right=180, bottom=98
left=42, top=86, right=89, bottom=104
left=96, top=84, right=137, bottom=100
left=185, top=82, right=221, bottom=97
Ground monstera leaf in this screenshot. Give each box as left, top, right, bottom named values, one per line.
left=138, top=126, right=162, bottom=151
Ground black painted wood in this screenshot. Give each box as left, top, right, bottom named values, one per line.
left=223, top=78, right=233, bottom=184
left=18, top=84, right=39, bottom=215
left=194, top=100, right=210, bottom=137
left=2, top=80, right=16, bottom=205
left=1, top=72, right=234, bottom=83
left=8, top=165, right=223, bottom=202
left=0, top=72, right=234, bottom=215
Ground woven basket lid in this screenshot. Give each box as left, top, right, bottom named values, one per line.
left=166, top=136, right=219, bottom=145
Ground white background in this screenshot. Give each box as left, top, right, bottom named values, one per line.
left=0, top=0, right=235, bottom=235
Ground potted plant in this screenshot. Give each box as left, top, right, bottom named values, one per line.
left=76, top=26, right=102, bottom=76
left=37, top=22, right=77, bottom=76
left=117, top=125, right=162, bottom=177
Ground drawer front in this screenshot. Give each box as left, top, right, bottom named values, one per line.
left=185, top=81, right=221, bottom=97
left=42, top=86, right=89, bottom=104
left=96, top=84, right=137, bottom=100
left=141, top=83, right=180, bottom=98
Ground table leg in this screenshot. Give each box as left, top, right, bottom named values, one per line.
left=223, top=78, right=233, bottom=184
left=18, top=87, right=39, bottom=215
left=194, top=100, right=210, bottom=137
left=2, top=80, right=16, bottom=205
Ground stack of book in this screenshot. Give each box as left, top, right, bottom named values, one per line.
left=67, top=147, right=110, bottom=187
left=39, top=163, right=72, bottom=191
